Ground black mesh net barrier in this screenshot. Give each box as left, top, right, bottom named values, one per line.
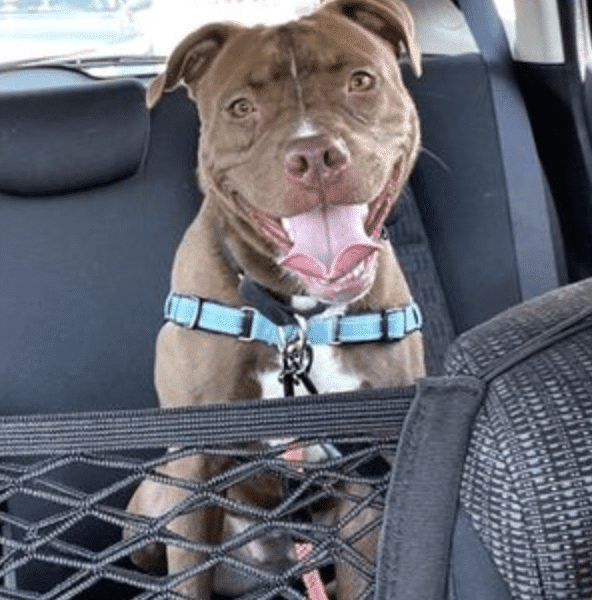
left=0, top=388, right=414, bottom=600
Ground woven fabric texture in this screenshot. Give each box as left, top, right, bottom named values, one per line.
left=444, top=278, right=592, bottom=600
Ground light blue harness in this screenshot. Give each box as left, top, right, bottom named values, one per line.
left=164, top=291, right=422, bottom=349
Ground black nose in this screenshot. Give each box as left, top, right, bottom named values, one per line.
left=285, top=135, right=350, bottom=185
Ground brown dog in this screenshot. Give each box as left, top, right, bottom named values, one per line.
left=126, top=0, right=425, bottom=597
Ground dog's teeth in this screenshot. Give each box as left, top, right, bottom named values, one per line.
left=281, top=218, right=293, bottom=237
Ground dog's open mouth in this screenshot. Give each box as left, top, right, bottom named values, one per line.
left=279, top=203, right=380, bottom=303
left=233, top=168, right=401, bottom=303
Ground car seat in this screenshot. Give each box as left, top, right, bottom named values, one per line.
left=442, top=277, right=592, bottom=599
left=0, top=78, right=200, bottom=596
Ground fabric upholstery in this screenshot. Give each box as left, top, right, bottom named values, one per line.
left=0, top=80, right=149, bottom=196
left=0, top=86, right=200, bottom=415
left=445, top=278, right=592, bottom=599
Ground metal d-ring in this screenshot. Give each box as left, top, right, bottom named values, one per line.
left=278, top=315, right=315, bottom=395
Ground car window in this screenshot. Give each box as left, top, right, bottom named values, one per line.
left=5, top=0, right=119, bottom=12
left=0, top=0, right=320, bottom=68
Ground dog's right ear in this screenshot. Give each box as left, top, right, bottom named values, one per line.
left=147, top=23, right=242, bottom=109
left=321, top=0, right=421, bottom=77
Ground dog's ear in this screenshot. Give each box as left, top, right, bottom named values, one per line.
left=146, top=23, right=242, bottom=109
left=321, top=0, right=421, bottom=77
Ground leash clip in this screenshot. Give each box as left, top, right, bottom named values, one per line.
left=278, top=315, right=317, bottom=396
left=280, top=317, right=311, bottom=378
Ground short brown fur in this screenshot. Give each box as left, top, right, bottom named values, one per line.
left=126, top=1, right=425, bottom=597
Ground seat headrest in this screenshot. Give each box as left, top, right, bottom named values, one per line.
left=0, top=79, right=149, bottom=196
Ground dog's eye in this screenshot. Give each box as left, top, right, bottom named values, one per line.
left=228, top=98, right=255, bottom=118
left=348, top=71, right=376, bottom=92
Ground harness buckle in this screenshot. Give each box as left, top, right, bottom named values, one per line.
left=329, top=311, right=345, bottom=345
left=238, top=306, right=256, bottom=342
left=382, top=306, right=404, bottom=340
left=381, top=301, right=423, bottom=341
left=409, top=302, right=423, bottom=331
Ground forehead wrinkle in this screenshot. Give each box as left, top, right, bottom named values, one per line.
left=243, top=24, right=350, bottom=86
left=245, top=63, right=274, bottom=88
left=245, top=61, right=292, bottom=87
left=288, top=48, right=306, bottom=114
left=242, top=38, right=293, bottom=88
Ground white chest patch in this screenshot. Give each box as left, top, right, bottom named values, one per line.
left=258, top=344, right=363, bottom=399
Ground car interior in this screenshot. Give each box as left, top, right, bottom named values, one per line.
left=1, top=0, right=592, bottom=598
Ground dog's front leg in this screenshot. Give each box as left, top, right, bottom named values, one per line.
left=334, top=481, right=381, bottom=600
left=160, top=453, right=226, bottom=599
left=126, top=452, right=226, bottom=599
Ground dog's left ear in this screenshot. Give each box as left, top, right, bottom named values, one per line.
left=322, top=0, right=421, bottom=77
left=147, top=23, right=243, bottom=109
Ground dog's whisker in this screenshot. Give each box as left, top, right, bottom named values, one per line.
left=420, top=146, right=452, bottom=174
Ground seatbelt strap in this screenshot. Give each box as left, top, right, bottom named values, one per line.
left=374, top=376, right=485, bottom=600
left=456, top=0, right=560, bottom=300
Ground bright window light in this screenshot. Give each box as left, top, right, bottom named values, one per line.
left=492, top=0, right=516, bottom=23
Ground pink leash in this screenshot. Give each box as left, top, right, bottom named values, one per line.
left=283, top=446, right=330, bottom=600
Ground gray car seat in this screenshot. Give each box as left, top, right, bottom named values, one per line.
left=0, top=79, right=199, bottom=597
left=369, top=278, right=592, bottom=600
left=443, top=278, right=592, bottom=599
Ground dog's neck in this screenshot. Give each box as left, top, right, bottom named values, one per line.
left=291, top=294, right=330, bottom=313
left=291, top=294, right=347, bottom=319
left=238, top=273, right=332, bottom=326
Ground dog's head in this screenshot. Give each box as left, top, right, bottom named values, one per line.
left=149, top=0, right=421, bottom=304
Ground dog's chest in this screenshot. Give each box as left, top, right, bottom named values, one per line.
left=254, top=299, right=364, bottom=398
left=258, top=345, right=363, bottom=398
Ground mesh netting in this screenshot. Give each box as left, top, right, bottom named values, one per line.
left=0, top=389, right=414, bottom=600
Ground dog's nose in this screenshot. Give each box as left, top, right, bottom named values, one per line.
left=285, top=135, right=350, bottom=185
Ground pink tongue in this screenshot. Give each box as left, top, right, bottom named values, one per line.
left=280, top=204, right=380, bottom=280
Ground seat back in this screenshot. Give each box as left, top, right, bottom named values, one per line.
left=0, top=78, right=200, bottom=597
left=444, top=278, right=592, bottom=598
left=402, top=0, right=566, bottom=334
left=0, top=79, right=199, bottom=415
left=402, top=53, right=565, bottom=333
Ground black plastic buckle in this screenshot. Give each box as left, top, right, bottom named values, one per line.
left=238, top=306, right=256, bottom=342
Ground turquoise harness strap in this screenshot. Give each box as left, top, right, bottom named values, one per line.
left=164, top=292, right=422, bottom=348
